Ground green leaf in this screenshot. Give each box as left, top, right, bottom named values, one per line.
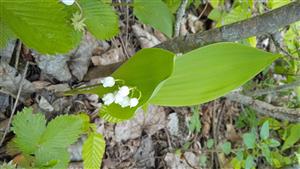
left=0, top=19, right=15, bottom=48
left=199, top=154, right=207, bottom=167
left=220, top=141, right=231, bottom=155
left=243, top=132, right=256, bottom=149
left=261, top=143, right=272, bottom=164
left=267, top=0, right=291, bottom=9
left=235, top=107, right=258, bottom=129
left=245, top=155, right=255, bottom=169
left=35, top=148, right=70, bottom=169
left=162, top=0, right=181, bottom=13
left=11, top=108, right=46, bottom=155
left=236, top=150, right=244, bottom=161
left=222, top=6, right=251, bottom=26
left=296, top=152, right=300, bottom=165
left=162, top=0, right=198, bottom=13
left=38, top=115, right=85, bottom=149
left=82, top=133, right=106, bottom=169
left=260, top=121, right=269, bottom=140
left=231, top=158, right=242, bottom=169
left=0, top=0, right=81, bottom=54
left=150, top=42, right=279, bottom=106
left=188, top=105, right=201, bottom=133
left=210, top=0, right=222, bottom=8
left=267, top=139, right=281, bottom=148
left=206, top=139, right=214, bottom=149
left=134, top=0, right=173, bottom=37
left=79, top=0, right=119, bottom=40
left=208, top=9, right=223, bottom=22
left=282, top=123, right=300, bottom=150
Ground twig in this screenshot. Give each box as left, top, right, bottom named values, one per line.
left=197, top=3, right=209, bottom=19
left=118, top=36, right=130, bottom=59
left=0, top=90, right=17, bottom=99
left=246, top=80, right=300, bottom=97
left=182, top=154, right=198, bottom=169
left=14, top=41, right=22, bottom=69
left=0, top=61, right=29, bottom=146
left=157, top=1, right=300, bottom=53
left=269, top=33, right=296, bottom=59
left=174, top=0, right=188, bottom=37
left=225, top=92, right=300, bottom=122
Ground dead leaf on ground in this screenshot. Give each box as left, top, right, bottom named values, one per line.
left=91, top=47, right=124, bottom=66
left=132, top=24, right=161, bottom=48
left=226, top=124, right=242, bottom=142
left=0, top=40, right=16, bottom=63
left=0, top=62, right=35, bottom=100
left=35, top=54, right=72, bottom=82
left=69, top=34, right=98, bottom=81
left=133, top=136, right=155, bottom=169
left=114, top=105, right=166, bottom=142
left=164, top=152, right=199, bottom=169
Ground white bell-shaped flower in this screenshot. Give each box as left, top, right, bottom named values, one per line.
left=119, top=96, right=130, bottom=108
left=117, top=86, right=130, bottom=97
left=101, top=76, right=115, bottom=88
left=114, top=93, right=124, bottom=104
left=102, top=93, right=114, bottom=105
left=129, top=98, right=139, bottom=108
left=61, top=0, right=75, bottom=5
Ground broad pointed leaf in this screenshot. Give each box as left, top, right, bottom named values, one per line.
left=134, top=0, right=173, bottom=38
left=0, top=20, right=14, bottom=48
left=282, top=123, right=300, bottom=150
left=150, top=42, right=279, bottom=106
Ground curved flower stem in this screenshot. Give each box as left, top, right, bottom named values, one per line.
left=130, top=87, right=142, bottom=100
left=115, top=79, right=125, bottom=85
left=75, top=1, right=84, bottom=19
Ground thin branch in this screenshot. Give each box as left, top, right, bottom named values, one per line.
left=246, top=80, right=300, bottom=97
left=269, top=33, right=297, bottom=59
left=0, top=62, right=29, bottom=146
left=157, top=1, right=300, bottom=53
left=174, top=0, right=188, bottom=37
left=225, top=92, right=300, bottom=122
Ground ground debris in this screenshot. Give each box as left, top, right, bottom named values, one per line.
left=0, top=62, right=35, bottom=100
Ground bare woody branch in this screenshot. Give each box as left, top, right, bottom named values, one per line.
left=226, top=92, right=300, bottom=122
left=174, top=0, right=188, bottom=37
left=157, top=1, right=300, bottom=53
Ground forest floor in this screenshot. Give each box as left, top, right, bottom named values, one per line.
left=1, top=1, right=300, bottom=169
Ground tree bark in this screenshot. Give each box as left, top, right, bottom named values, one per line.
left=157, top=0, right=300, bottom=53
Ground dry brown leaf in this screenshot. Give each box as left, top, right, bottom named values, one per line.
left=69, top=34, right=98, bottom=81
left=114, top=105, right=166, bottom=142
left=226, top=124, right=242, bottom=142
left=132, top=24, right=161, bottom=48
left=91, top=47, right=124, bottom=66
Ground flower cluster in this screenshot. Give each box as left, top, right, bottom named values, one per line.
left=100, top=77, right=140, bottom=108
left=61, top=0, right=75, bottom=5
